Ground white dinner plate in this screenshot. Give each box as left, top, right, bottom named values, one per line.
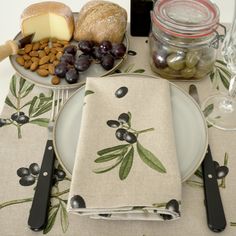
left=53, top=74, right=208, bottom=182
left=10, top=33, right=128, bottom=90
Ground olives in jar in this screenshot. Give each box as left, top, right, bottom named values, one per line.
left=149, top=0, right=220, bottom=80
left=149, top=34, right=217, bottom=80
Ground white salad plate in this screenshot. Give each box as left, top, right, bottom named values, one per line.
left=10, top=33, right=128, bottom=90
left=53, top=74, right=208, bottom=182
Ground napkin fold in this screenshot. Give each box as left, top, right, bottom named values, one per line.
left=67, top=76, right=181, bottom=221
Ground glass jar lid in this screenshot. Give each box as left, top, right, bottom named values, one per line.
left=152, top=0, right=220, bottom=38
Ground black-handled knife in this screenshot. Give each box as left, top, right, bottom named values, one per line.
left=28, top=140, right=55, bottom=231
left=189, top=84, right=226, bottom=232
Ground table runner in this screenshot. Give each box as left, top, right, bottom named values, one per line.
left=0, top=29, right=236, bottom=235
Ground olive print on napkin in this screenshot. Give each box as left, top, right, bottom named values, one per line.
left=93, top=111, right=167, bottom=180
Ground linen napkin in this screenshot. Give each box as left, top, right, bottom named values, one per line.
left=67, top=76, right=181, bottom=221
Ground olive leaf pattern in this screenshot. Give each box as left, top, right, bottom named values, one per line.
left=186, top=152, right=229, bottom=188
left=210, top=59, right=231, bottom=90
left=0, top=162, right=71, bottom=234
left=201, top=59, right=231, bottom=127
left=0, top=75, right=53, bottom=138
left=93, top=111, right=166, bottom=180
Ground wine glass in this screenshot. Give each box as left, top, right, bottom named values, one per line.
left=202, top=1, right=236, bottom=130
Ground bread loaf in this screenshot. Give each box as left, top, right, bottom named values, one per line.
left=74, top=0, right=127, bottom=43
left=21, top=2, right=74, bottom=42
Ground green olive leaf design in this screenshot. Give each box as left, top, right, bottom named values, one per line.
left=127, top=111, right=132, bottom=127
left=194, top=168, right=203, bottom=179
left=93, top=157, right=123, bottom=174
left=95, top=147, right=128, bottom=163
left=19, top=77, right=26, bottom=93
left=5, top=96, right=17, bottom=110
left=28, top=96, right=40, bottom=117
left=218, top=69, right=230, bottom=90
left=31, top=102, right=53, bottom=117
left=216, top=65, right=231, bottom=78
left=209, top=71, right=215, bottom=82
left=203, top=104, right=214, bottom=117
left=29, top=118, right=49, bottom=127
left=60, top=202, right=69, bottom=233
left=97, top=144, right=130, bottom=156
left=216, top=59, right=227, bottom=67
left=85, top=90, right=95, bottom=96
left=133, top=69, right=145, bottom=73
left=10, top=75, right=17, bottom=98
left=20, top=84, right=35, bottom=99
left=137, top=141, right=166, bottom=173
left=43, top=205, right=59, bottom=234
left=119, top=146, right=134, bottom=180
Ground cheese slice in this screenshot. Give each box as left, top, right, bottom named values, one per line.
left=21, top=2, right=74, bottom=42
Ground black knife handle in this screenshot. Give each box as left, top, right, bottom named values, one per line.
left=202, top=146, right=227, bottom=232
left=28, top=140, right=55, bottom=231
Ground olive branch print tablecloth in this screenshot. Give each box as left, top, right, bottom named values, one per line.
left=0, top=29, right=236, bottom=235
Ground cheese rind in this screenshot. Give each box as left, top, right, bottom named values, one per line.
left=21, top=2, right=74, bottom=41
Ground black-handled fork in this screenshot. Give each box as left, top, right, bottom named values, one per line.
left=28, top=89, right=69, bottom=231
left=189, top=84, right=226, bottom=232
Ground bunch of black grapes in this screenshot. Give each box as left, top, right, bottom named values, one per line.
left=55, top=40, right=126, bottom=84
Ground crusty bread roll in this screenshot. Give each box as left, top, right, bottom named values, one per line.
left=21, top=2, right=74, bottom=42
left=74, top=0, right=127, bottom=43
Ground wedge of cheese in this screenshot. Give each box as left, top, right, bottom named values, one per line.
left=21, top=2, right=74, bottom=42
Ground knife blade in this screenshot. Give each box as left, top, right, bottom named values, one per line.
left=189, top=84, right=226, bottom=232
left=0, top=33, right=34, bottom=62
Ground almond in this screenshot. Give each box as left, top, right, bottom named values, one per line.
left=32, top=42, right=40, bottom=51
left=24, top=60, right=32, bottom=69
left=30, top=61, right=39, bottom=71
left=23, top=54, right=31, bottom=60
left=52, top=43, right=62, bottom=48
left=39, top=64, right=49, bottom=69
left=40, top=38, right=49, bottom=44
left=57, top=40, right=69, bottom=46
left=50, top=48, right=58, bottom=54
left=37, top=68, right=49, bottom=77
left=29, top=51, right=39, bottom=57
left=49, top=53, right=56, bottom=63
left=39, top=56, right=50, bottom=65
left=53, top=60, right=60, bottom=66
left=48, top=64, right=55, bottom=75
left=56, top=52, right=63, bottom=60
left=40, top=43, right=48, bottom=49
left=38, top=50, right=46, bottom=58
left=17, top=49, right=25, bottom=55
left=56, top=47, right=64, bottom=53
left=24, top=44, right=33, bottom=53
left=44, top=46, right=50, bottom=55
left=51, top=76, right=60, bottom=85
left=16, top=56, right=25, bottom=66
left=31, top=57, right=39, bottom=63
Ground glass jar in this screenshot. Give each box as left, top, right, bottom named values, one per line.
left=149, top=0, right=221, bottom=80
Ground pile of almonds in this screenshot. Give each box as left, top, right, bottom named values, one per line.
left=16, top=38, right=69, bottom=85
